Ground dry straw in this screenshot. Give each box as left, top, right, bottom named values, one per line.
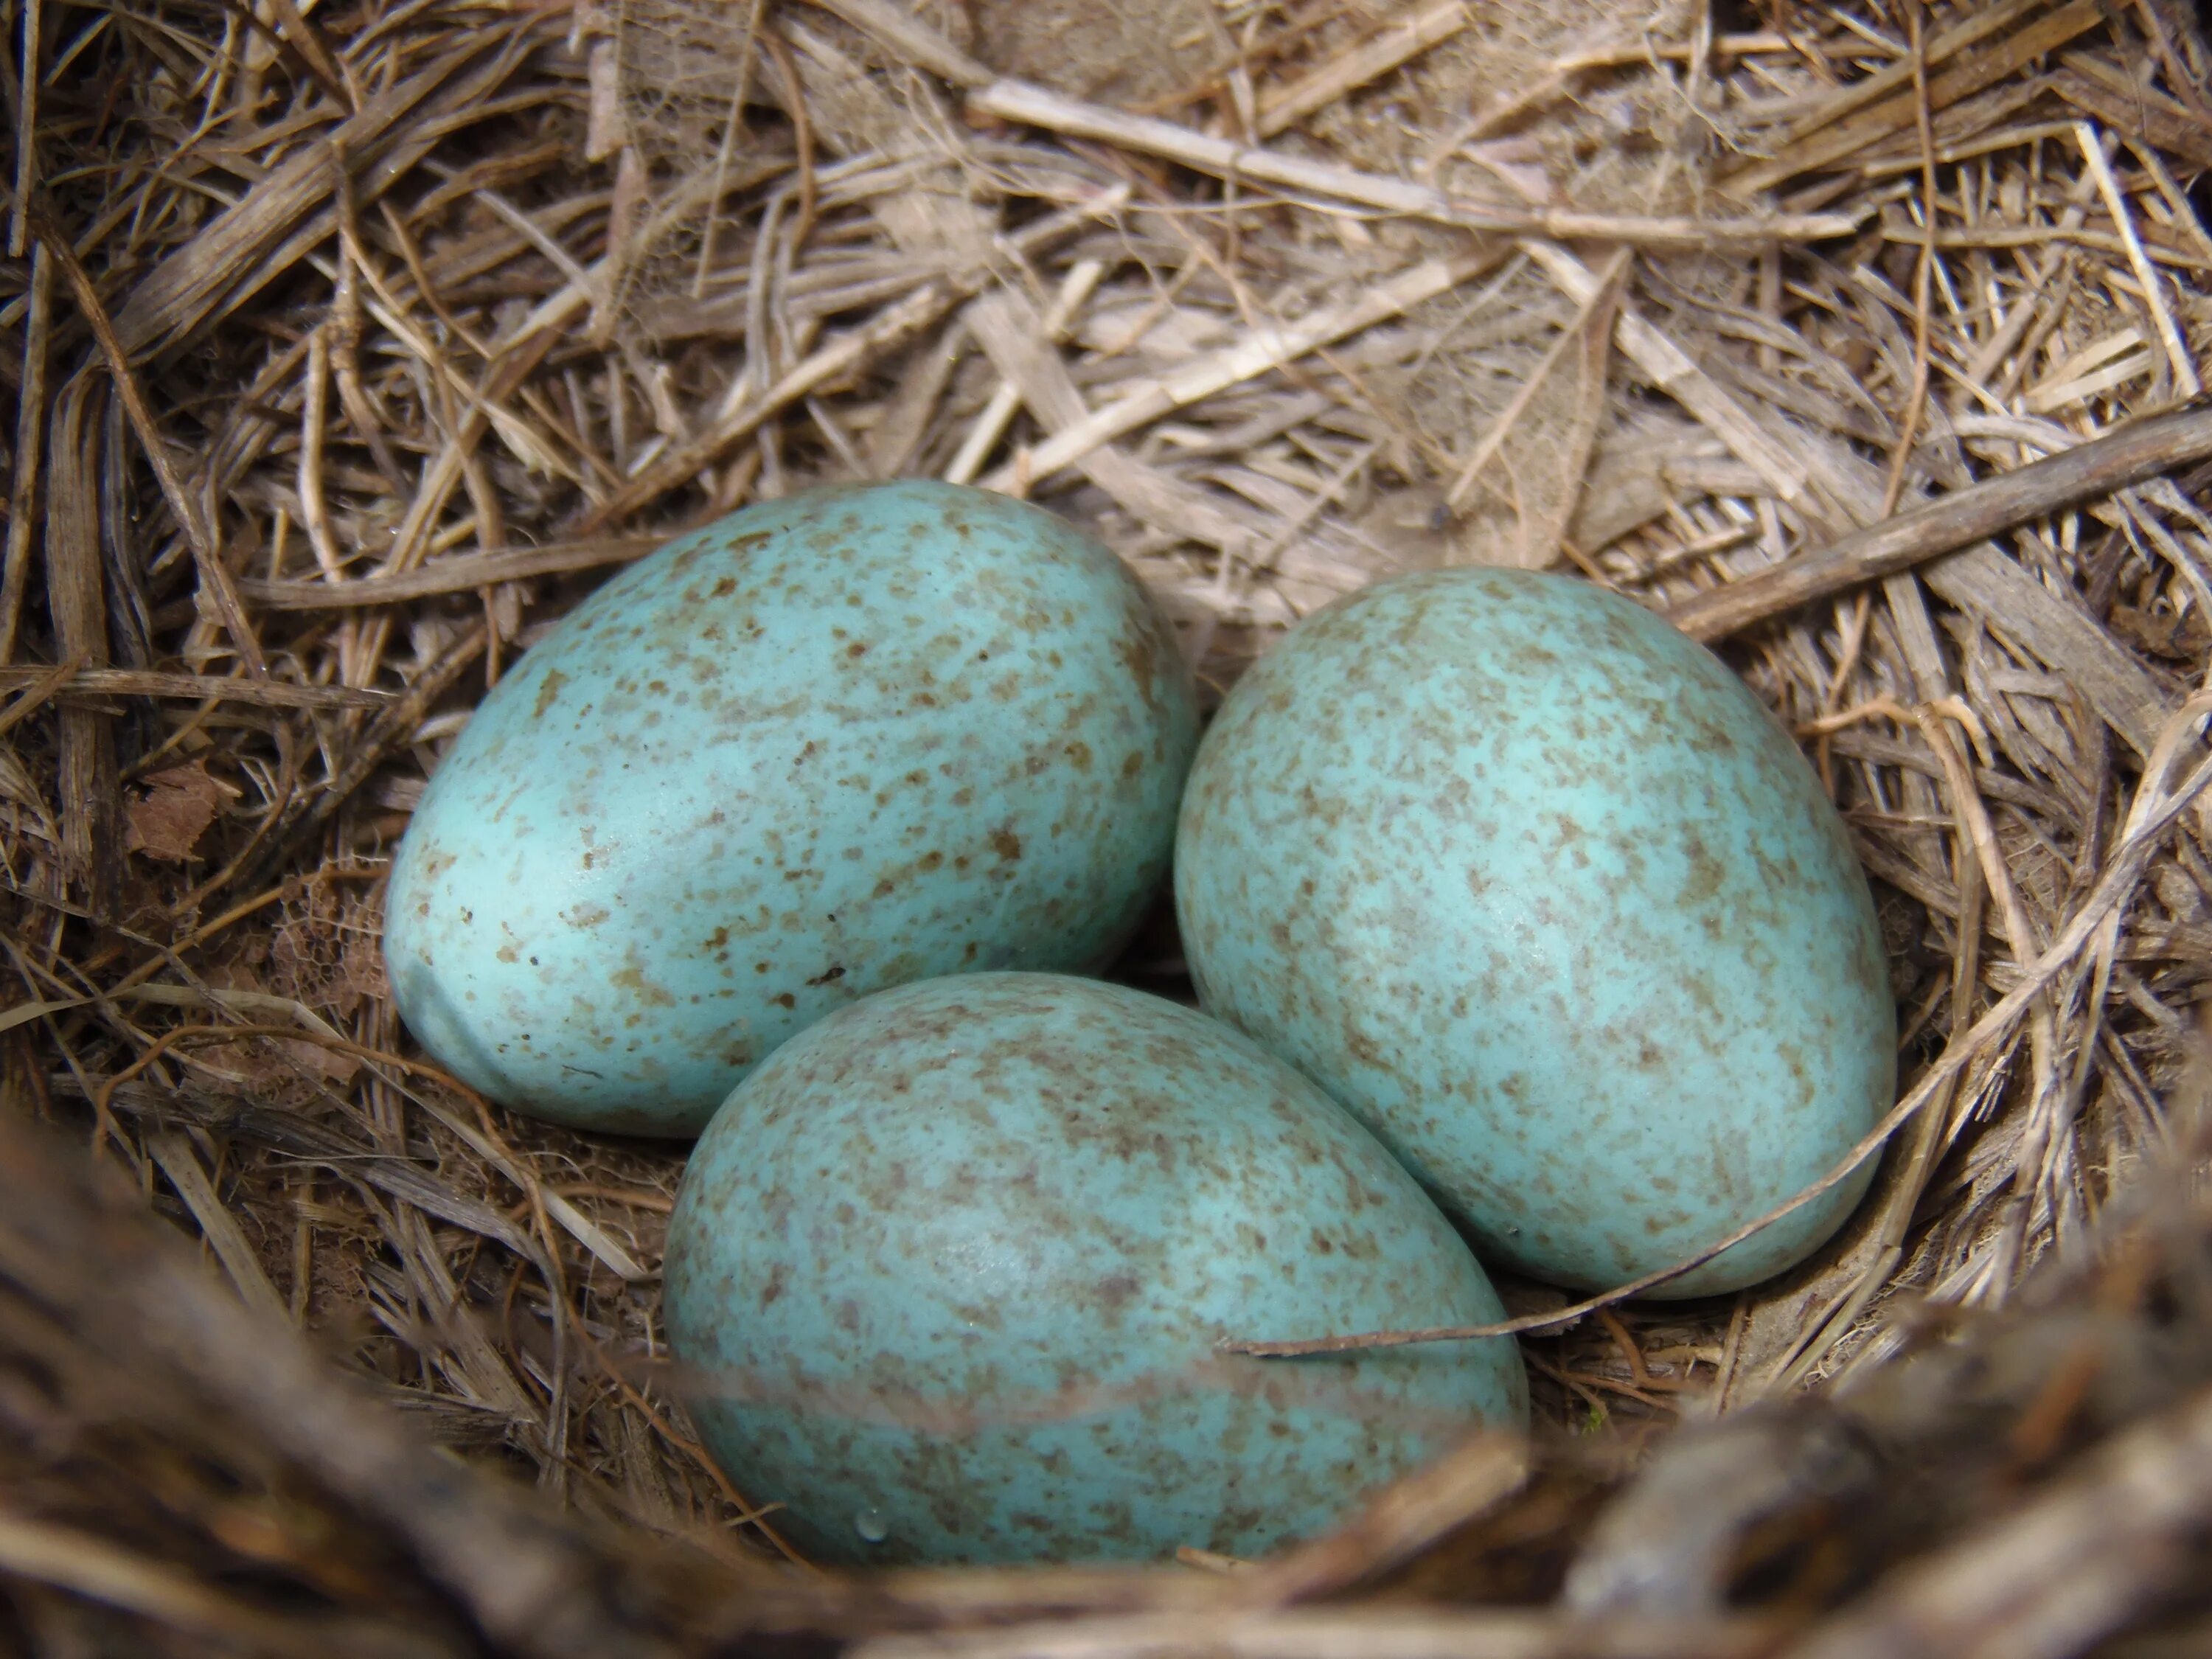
left=7, top=0, right=2212, bottom=1652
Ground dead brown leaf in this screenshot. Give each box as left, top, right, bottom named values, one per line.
left=124, top=760, right=241, bottom=863
left=2110, top=602, right=2209, bottom=664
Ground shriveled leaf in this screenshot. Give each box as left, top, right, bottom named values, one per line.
left=125, top=760, right=240, bottom=863
left=1442, top=252, right=1626, bottom=571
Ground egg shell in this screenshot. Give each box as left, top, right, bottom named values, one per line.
left=1174, top=569, right=1894, bottom=1297
left=384, top=482, right=1197, bottom=1136
left=663, top=972, right=1528, bottom=1565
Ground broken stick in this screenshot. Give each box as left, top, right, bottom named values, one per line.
left=1664, top=400, right=2212, bottom=644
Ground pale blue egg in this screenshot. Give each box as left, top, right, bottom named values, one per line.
left=1175, top=570, right=1893, bottom=1297
left=384, top=483, right=1196, bottom=1135
left=664, top=973, right=1528, bottom=1564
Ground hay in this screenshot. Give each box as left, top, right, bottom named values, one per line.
left=7, top=0, right=2212, bottom=1650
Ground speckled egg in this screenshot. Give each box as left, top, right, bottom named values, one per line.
left=1175, top=569, right=1893, bottom=1298
left=384, top=482, right=1197, bottom=1136
left=664, top=972, right=1528, bottom=1565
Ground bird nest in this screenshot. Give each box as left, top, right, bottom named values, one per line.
left=7, top=0, right=2212, bottom=1652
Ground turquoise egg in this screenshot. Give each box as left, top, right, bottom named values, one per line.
left=664, top=973, right=1528, bottom=1565
left=384, top=483, right=1197, bottom=1135
left=1175, top=570, right=1893, bottom=1297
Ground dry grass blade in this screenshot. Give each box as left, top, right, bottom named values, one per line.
left=801, top=0, right=993, bottom=88
left=2076, top=120, right=2202, bottom=398
left=1254, top=3, right=1471, bottom=139
left=1725, top=0, right=2109, bottom=196
left=0, top=667, right=388, bottom=708
left=978, top=254, right=1493, bottom=494
left=145, top=1129, right=296, bottom=1325
left=239, top=539, right=665, bottom=609
left=108, top=36, right=508, bottom=358
left=30, top=209, right=267, bottom=677
left=582, top=193, right=1125, bottom=528
left=968, top=80, right=1862, bottom=246
left=1524, top=241, right=1829, bottom=522
left=0, top=245, right=52, bottom=661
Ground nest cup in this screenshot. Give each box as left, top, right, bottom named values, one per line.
left=8, top=0, right=2212, bottom=1651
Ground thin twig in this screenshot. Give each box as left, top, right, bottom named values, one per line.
left=1666, top=401, right=2212, bottom=643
